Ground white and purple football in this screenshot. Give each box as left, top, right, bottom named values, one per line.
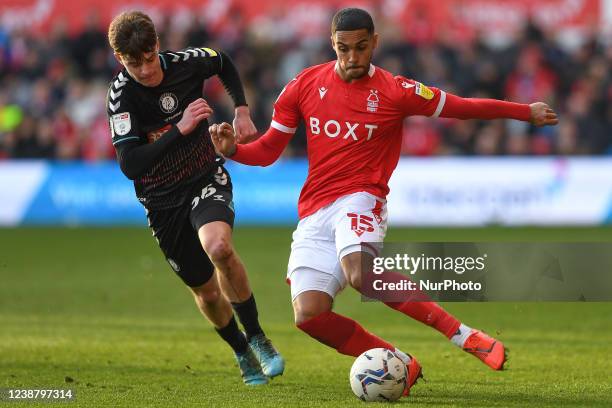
left=349, top=348, right=408, bottom=402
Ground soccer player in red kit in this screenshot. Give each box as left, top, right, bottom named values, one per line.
left=210, top=8, right=558, bottom=394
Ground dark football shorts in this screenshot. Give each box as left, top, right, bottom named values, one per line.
left=146, top=164, right=235, bottom=287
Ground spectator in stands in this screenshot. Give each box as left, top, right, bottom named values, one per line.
left=0, top=6, right=609, bottom=159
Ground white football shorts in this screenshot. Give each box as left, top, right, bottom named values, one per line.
left=287, top=191, right=387, bottom=301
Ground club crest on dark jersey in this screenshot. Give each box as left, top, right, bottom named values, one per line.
left=159, top=92, right=178, bottom=114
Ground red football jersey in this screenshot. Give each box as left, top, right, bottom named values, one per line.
left=272, top=61, right=447, bottom=218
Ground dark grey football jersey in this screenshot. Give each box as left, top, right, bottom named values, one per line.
left=106, top=47, right=223, bottom=210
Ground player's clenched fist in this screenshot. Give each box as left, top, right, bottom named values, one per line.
left=233, top=106, right=259, bottom=143
left=529, top=102, right=559, bottom=127
left=176, top=98, right=213, bottom=135
left=209, top=122, right=237, bottom=157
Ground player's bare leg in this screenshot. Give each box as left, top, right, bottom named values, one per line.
left=198, top=221, right=251, bottom=302
left=293, top=290, right=334, bottom=326
left=189, top=271, right=233, bottom=328
left=341, top=251, right=507, bottom=371
left=198, top=221, right=285, bottom=377
left=189, top=271, right=267, bottom=385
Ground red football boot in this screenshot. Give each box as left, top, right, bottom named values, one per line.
left=462, top=329, right=507, bottom=370
left=403, top=354, right=423, bottom=396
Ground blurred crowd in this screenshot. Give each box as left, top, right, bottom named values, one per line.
left=0, top=8, right=610, bottom=160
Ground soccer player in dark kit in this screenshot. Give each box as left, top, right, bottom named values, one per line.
left=106, top=11, right=284, bottom=385
left=210, top=7, right=558, bottom=396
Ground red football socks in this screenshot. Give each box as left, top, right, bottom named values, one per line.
left=385, top=300, right=461, bottom=338
left=363, top=270, right=461, bottom=338
left=297, top=311, right=393, bottom=357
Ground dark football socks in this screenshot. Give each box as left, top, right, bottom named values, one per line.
left=231, top=294, right=264, bottom=341
left=215, top=315, right=248, bottom=354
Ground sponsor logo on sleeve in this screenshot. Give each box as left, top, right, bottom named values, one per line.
left=415, top=82, right=434, bottom=100
left=111, top=112, right=131, bottom=136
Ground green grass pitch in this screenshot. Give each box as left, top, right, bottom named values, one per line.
left=1, top=226, right=611, bottom=407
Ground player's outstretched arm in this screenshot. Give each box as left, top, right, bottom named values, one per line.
left=209, top=122, right=293, bottom=167
left=440, top=94, right=558, bottom=126
left=528, top=102, right=559, bottom=126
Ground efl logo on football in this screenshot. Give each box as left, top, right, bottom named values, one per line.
left=347, top=213, right=374, bottom=237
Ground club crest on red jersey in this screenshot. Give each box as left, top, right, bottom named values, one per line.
left=367, top=89, right=379, bottom=112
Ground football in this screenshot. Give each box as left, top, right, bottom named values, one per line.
left=349, top=348, right=408, bottom=402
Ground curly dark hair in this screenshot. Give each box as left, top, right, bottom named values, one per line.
left=108, top=11, right=158, bottom=62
